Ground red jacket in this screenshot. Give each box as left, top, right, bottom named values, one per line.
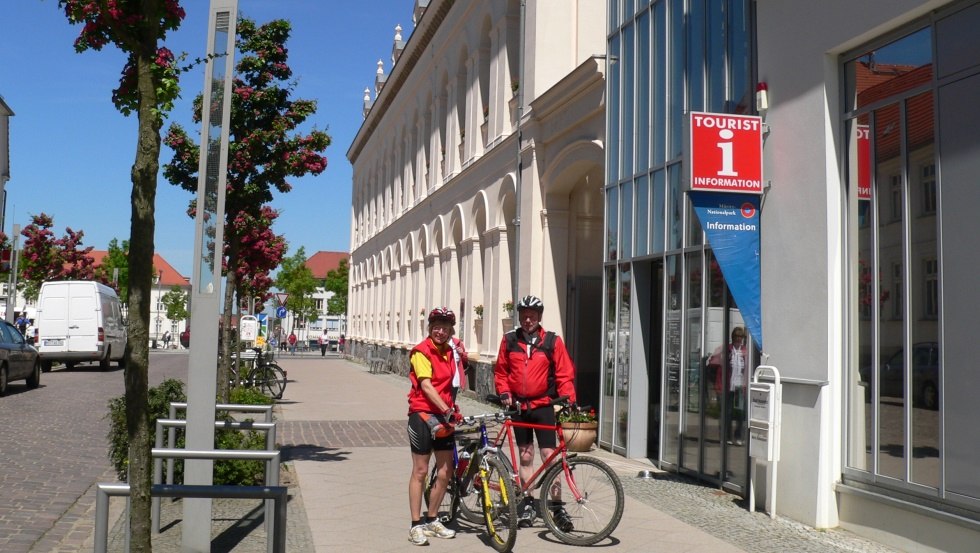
left=494, top=327, right=576, bottom=409
left=407, top=337, right=459, bottom=414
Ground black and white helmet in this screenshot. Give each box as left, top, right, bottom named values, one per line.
left=516, top=295, right=544, bottom=313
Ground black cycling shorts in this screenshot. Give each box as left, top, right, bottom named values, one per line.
left=407, top=412, right=455, bottom=454
left=512, top=404, right=557, bottom=449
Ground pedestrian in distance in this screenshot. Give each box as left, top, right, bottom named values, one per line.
left=319, top=330, right=328, bottom=357
left=406, top=307, right=468, bottom=546
left=162, top=331, right=171, bottom=349
left=338, top=333, right=346, bottom=355
left=494, top=294, right=577, bottom=530
left=288, top=331, right=297, bottom=354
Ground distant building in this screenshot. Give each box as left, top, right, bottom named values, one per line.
left=307, top=251, right=349, bottom=345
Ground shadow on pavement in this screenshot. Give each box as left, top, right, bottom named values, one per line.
left=282, top=445, right=350, bottom=463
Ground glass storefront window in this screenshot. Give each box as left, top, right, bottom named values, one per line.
left=601, top=266, right=618, bottom=445
left=652, top=169, right=666, bottom=253
left=667, top=0, right=684, bottom=158
left=662, top=254, right=683, bottom=466
left=844, top=23, right=941, bottom=495
left=622, top=22, right=635, bottom=178
left=606, top=185, right=619, bottom=261
left=608, top=34, right=620, bottom=184
left=845, top=27, right=931, bottom=113
left=652, top=0, right=667, bottom=164
left=668, top=164, right=683, bottom=249
left=621, top=181, right=634, bottom=258
left=636, top=175, right=649, bottom=256
left=637, top=10, right=650, bottom=170
left=616, top=264, right=632, bottom=450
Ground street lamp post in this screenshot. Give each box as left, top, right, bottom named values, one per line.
left=154, top=271, right=163, bottom=345
left=185, top=1, right=238, bottom=549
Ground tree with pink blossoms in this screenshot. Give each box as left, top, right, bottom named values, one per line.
left=18, top=213, right=102, bottom=301
left=59, top=1, right=186, bottom=549
left=163, top=17, right=330, bottom=390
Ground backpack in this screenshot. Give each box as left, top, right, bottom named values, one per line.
left=504, top=330, right=558, bottom=399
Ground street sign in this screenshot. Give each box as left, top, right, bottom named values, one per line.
left=275, top=306, right=287, bottom=319
left=275, top=293, right=288, bottom=306
left=688, top=111, right=764, bottom=194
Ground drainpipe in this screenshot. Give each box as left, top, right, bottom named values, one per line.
left=512, top=0, right=526, bottom=321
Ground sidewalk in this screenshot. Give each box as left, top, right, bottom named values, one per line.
left=103, top=354, right=900, bottom=552
left=278, top=356, right=745, bottom=553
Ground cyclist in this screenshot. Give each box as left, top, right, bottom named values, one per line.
left=406, top=307, right=468, bottom=546
left=494, top=294, right=577, bottom=530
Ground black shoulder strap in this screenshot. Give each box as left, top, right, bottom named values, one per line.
left=504, top=330, right=521, bottom=353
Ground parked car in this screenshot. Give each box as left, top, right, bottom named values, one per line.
left=0, top=319, right=41, bottom=395
left=859, top=342, right=940, bottom=410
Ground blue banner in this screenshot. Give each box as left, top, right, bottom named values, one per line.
left=689, top=192, right=763, bottom=349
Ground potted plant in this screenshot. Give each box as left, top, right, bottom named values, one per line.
left=501, top=300, right=514, bottom=332
left=474, top=304, right=484, bottom=319
left=483, top=105, right=489, bottom=121
left=559, top=407, right=597, bottom=452
left=511, top=79, right=519, bottom=95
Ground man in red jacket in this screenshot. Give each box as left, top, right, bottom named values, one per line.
left=494, top=295, right=576, bottom=528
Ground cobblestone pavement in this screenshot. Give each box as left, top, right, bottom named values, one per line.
left=0, top=353, right=184, bottom=553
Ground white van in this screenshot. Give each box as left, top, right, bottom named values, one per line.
left=35, top=280, right=127, bottom=371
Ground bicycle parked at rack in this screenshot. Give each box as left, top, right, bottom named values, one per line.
left=489, top=395, right=624, bottom=546
left=424, top=410, right=519, bottom=553
left=229, top=347, right=287, bottom=400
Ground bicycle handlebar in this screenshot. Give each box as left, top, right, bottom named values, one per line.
left=460, top=411, right=509, bottom=426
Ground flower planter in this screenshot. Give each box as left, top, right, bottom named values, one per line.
left=561, top=422, right=597, bottom=452
left=501, top=317, right=514, bottom=333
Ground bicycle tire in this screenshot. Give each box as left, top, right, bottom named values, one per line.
left=459, top=449, right=507, bottom=524
left=252, top=364, right=287, bottom=399
left=539, top=456, right=624, bottom=546
left=480, top=454, right=518, bottom=553
left=424, top=464, right=459, bottom=523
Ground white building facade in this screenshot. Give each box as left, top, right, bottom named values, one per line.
left=347, top=0, right=608, bottom=404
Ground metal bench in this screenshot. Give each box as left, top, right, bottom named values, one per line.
left=367, top=354, right=388, bottom=374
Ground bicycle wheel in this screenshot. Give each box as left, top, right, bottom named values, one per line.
left=480, top=454, right=518, bottom=553
left=459, top=449, right=508, bottom=524
left=423, top=464, right=459, bottom=523
left=539, top=456, right=624, bottom=546
left=252, top=364, right=287, bottom=399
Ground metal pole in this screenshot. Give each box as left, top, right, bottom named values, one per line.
left=511, top=0, right=526, bottom=319
left=5, top=223, right=19, bottom=323
left=185, top=1, right=238, bottom=548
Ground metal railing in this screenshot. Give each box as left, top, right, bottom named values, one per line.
left=94, top=482, right=287, bottom=553
left=152, top=419, right=278, bottom=533
left=165, top=402, right=274, bottom=484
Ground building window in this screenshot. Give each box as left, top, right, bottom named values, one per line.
left=891, top=262, right=903, bottom=319
left=921, top=163, right=936, bottom=215
left=890, top=175, right=902, bottom=222
left=923, top=257, right=938, bottom=319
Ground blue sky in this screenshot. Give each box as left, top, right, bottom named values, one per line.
left=0, top=0, right=410, bottom=277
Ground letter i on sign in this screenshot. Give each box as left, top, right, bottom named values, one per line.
left=717, top=129, right=738, bottom=177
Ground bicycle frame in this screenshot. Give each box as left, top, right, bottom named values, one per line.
left=493, top=416, right=586, bottom=503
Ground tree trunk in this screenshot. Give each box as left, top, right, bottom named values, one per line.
left=216, top=232, right=239, bottom=403
left=125, top=45, right=163, bottom=553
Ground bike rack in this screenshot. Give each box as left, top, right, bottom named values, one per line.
left=166, top=402, right=274, bottom=484
left=151, top=419, right=278, bottom=533
left=94, top=482, right=287, bottom=553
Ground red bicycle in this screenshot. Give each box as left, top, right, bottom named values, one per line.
left=488, top=395, right=624, bottom=546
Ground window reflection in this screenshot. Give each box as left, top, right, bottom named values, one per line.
left=845, top=26, right=939, bottom=491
